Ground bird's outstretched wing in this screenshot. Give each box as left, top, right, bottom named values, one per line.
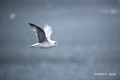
left=29, top=23, right=48, bottom=43
left=44, top=23, right=52, bottom=41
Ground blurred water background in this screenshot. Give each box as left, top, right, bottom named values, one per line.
left=0, top=0, right=120, bottom=80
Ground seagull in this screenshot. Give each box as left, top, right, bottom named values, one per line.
left=28, top=23, right=60, bottom=48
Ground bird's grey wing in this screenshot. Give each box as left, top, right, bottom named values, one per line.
left=29, top=23, right=48, bottom=43
left=44, top=23, right=52, bottom=40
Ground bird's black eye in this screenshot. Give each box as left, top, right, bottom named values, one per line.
left=55, top=42, right=57, bottom=44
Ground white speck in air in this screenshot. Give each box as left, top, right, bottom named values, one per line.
left=10, top=13, right=16, bottom=19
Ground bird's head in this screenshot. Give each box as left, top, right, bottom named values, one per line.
left=51, top=41, right=60, bottom=46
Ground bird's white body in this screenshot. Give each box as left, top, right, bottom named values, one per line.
left=30, top=40, right=57, bottom=48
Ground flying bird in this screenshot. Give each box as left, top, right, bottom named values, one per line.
left=28, top=23, right=59, bottom=48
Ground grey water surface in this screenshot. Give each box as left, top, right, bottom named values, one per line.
left=0, top=0, right=120, bottom=80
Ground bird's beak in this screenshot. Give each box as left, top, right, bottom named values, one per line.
left=58, top=44, right=60, bottom=46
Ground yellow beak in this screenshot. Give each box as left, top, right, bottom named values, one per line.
left=58, top=44, right=60, bottom=46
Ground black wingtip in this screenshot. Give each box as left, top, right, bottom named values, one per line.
left=28, top=23, right=38, bottom=27
left=28, top=23, right=33, bottom=26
